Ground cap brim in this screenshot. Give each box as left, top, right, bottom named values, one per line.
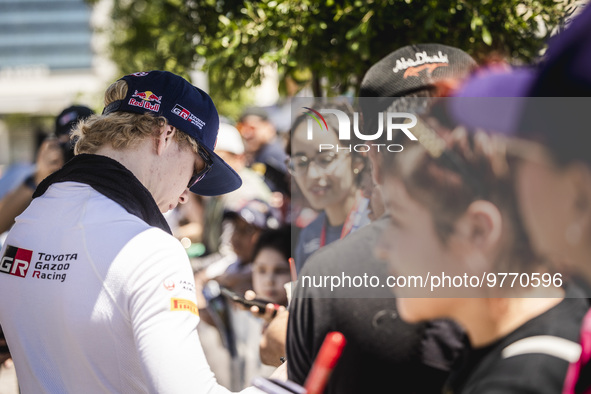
left=450, top=68, right=537, bottom=135
left=189, top=148, right=242, bottom=196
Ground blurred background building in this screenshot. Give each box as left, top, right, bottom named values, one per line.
left=0, top=0, right=585, bottom=172
left=0, top=0, right=115, bottom=168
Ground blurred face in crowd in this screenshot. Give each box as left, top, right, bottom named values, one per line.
left=376, top=147, right=511, bottom=325
left=511, top=140, right=591, bottom=275
left=230, top=217, right=261, bottom=263
left=376, top=174, right=468, bottom=323
left=360, top=168, right=385, bottom=221
left=215, top=150, right=245, bottom=172
left=238, top=115, right=276, bottom=155
left=252, top=247, right=291, bottom=305
left=291, top=121, right=359, bottom=212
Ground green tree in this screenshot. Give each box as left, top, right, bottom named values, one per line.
left=95, top=0, right=576, bottom=103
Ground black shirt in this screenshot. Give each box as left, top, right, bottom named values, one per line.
left=445, top=284, right=588, bottom=394
left=287, top=217, right=466, bottom=393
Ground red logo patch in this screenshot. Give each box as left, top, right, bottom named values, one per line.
left=128, top=90, right=162, bottom=112
left=0, top=245, right=33, bottom=278
left=163, top=279, right=176, bottom=291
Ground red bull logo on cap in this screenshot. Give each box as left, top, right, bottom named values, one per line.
left=129, top=90, right=162, bottom=112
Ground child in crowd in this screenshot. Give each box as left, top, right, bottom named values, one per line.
left=251, top=226, right=292, bottom=307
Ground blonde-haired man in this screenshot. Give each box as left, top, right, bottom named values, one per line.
left=0, top=71, right=269, bottom=393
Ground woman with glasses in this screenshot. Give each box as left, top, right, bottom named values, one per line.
left=376, top=128, right=588, bottom=393
left=289, top=101, right=368, bottom=273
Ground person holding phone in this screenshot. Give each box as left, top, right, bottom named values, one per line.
left=0, top=105, right=94, bottom=235
left=247, top=225, right=292, bottom=369
left=199, top=199, right=283, bottom=391
left=218, top=226, right=293, bottom=390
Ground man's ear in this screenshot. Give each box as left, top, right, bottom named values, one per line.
left=455, top=200, right=503, bottom=251
left=156, top=125, right=177, bottom=156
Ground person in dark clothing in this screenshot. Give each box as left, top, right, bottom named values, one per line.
left=444, top=285, right=585, bottom=394
left=286, top=44, right=477, bottom=393
left=237, top=107, right=288, bottom=194
left=288, top=216, right=466, bottom=393
left=448, top=5, right=591, bottom=392
left=377, top=125, right=587, bottom=394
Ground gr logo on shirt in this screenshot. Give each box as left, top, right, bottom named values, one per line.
left=0, top=245, right=33, bottom=278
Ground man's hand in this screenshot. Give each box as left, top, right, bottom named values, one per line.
left=269, top=360, right=288, bottom=381
left=260, top=309, right=289, bottom=367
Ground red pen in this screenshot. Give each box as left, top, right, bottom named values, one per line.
left=304, top=332, right=347, bottom=394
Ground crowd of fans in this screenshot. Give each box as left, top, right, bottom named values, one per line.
left=1, top=3, right=591, bottom=393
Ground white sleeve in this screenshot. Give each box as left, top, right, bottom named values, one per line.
left=125, top=230, right=255, bottom=394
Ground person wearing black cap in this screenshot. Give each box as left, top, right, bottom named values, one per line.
left=0, top=105, right=94, bottom=234
left=0, top=71, right=270, bottom=393
left=214, top=199, right=281, bottom=297
left=237, top=107, right=288, bottom=194
left=198, top=199, right=281, bottom=390
left=285, top=44, right=476, bottom=393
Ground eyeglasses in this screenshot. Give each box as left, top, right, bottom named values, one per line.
left=188, top=146, right=213, bottom=188
left=288, top=151, right=347, bottom=177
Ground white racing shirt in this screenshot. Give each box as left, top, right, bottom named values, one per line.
left=0, top=182, right=259, bottom=394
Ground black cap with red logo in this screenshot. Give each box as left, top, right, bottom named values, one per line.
left=360, top=43, right=477, bottom=99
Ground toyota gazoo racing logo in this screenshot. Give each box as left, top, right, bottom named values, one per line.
left=0, top=245, right=32, bottom=278
left=303, top=107, right=418, bottom=153
left=128, top=90, right=162, bottom=112
left=171, top=104, right=206, bottom=129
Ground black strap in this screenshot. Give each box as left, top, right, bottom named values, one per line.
left=33, top=154, right=172, bottom=234
left=102, top=100, right=123, bottom=115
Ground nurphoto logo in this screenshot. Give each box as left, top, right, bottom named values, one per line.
left=303, top=107, right=418, bottom=153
